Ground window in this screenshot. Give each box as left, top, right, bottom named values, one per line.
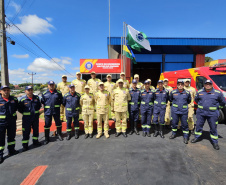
left=210, top=75, right=226, bottom=91
left=177, top=78, right=191, bottom=83
left=196, top=76, right=207, bottom=90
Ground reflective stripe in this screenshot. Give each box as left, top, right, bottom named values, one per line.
left=122, top=127, right=127, bottom=129
left=161, top=102, right=166, bottom=105
left=129, top=102, right=134, bottom=105
left=146, top=125, right=151, bottom=128
left=154, top=101, right=158, bottom=104
left=209, top=107, right=217, bottom=110
left=23, top=112, right=31, bottom=115
left=89, top=106, right=94, bottom=108
left=173, top=104, right=178, bottom=107
left=56, top=125, right=62, bottom=127
left=74, top=127, right=79, bottom=130
left=67, top=108, right=72, bottom=111
left=219, top=106, right=223, bottom=109
left=22, top=128, right=25, bottom=131
left=183, top=131, right=189, bottom=134
left=195, top=132, right=202, bottom=135
left=55, top=105, right=60, bottom=107
left=13, top=112, right=17, bottom=116
left=116, top=127, right=121, bottom=129
left=0, top=115, right=6, bottom=119
left=149, top=102, right=153, bottom=105
left=44, top=127, right=50, bottom=130
left=0, top=146, right=5, bottom=150
left=172, top=129, right=177, bottom=132
left=141, top=125, right=146, bottom=128
left=216, top=122, right=218, bottom=125
left=160, top=123, right=165, bottom=125
left=122, top=103, right=127, bottom=107
left=97, top=128, right=102, bottom=131
left=45, top=106, right=50, bottom=108
left=76, top=107, right=80, bottom=110
left=137, top=102, right=140, bottom=104
left=67, top=129, right=72, bottom=131
left=141, top=101, right=145, bottom=104
left=35, top=111, right=39, bottom=114
left=32, top=137, right=38, bottom=140
left=183, top=105, right=188, bottom=108
left=8, top=141, right=15, bottom=145
left=210, top=134, right=218, bottom=140
left=198, top=105, right=203, bottom=109
left=22, top=140, right=29, bottom=143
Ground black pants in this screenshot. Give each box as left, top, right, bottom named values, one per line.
left=0, top=120, right=16, bottom=156
left=44, top=114, right=61, bottom=129
left=66, top=116, right=79, bottom=131
left=22, top=115, right=39, bottom=145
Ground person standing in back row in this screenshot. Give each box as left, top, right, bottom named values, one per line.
left=72, top=72, right=86, bottom=95
left=116, top=72, right=129, bottom=89
left=87, top=71, right=101, bottom=94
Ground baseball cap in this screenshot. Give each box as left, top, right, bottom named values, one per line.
left=205, top=80, right=213, bottom=84
left=118, top=79, right=124, bottom=83
left=69, top=83, right=75, bottom=88
left=184, top=79, right=190, bottom=82
left=76, top=72, right=81, bottom=75
left=163, top=78, right=169, bottom=82
left=25, top=86, right=33, bottom=90
left=99, top=82, right=104, bottom=86
left=134, top=74, right=139, bottom=78
left=144, top=80, right=150, bottom=84
left=84, top=85, right=90, bottom=89
left=48, top=81, right=55, bottom=85
left=177, top=79, right=184, bottom=84
left=107, top=74, right=112, bottom=77
left=158, top=80, right=163, bottom=83
left=91, top=71, right=96, bottom=74
left=62, top=75, right=67, bottom=78
left=132, top=79, right=137, bottom=84
left=1, top=85, right=10, bottom=90
left=147, top=79, right=151, bottom=82
left=120, top=72, right=125, bottom=76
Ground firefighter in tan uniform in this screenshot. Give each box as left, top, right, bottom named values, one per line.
left=130, top=74, right=143, bottom=89
left=147, top=79, right=155, bottom=90
left=104, top=74, right=116, bottom=120
left=112, top=79, right=131, bottom=137
left=95, top=82, right=111, bottom=139
left=80, top=85, right=95, bottom=139
left=163, top=78, right=173, bottom=129
left=116, top=72, right=129, bottom=89
left=57, top=75, right=69, bottom=121
left=87, top=71, right=101, bottom=94
left=71, top=72, right=86, bottom=95
left=184, top=79, right=196, bottom=134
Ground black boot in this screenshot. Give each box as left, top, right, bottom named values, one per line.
left=84, top=134, right=89, bottom=139
left=122, top=132, right=127, bottom=138
left=159, top=125, right=165, bottom=138
left=66, top=131, right=71, bottom=140
left=169, top=134, right=176, bottom=139
left=183, top=137, right=188, bottom=144
left=0, top=155, right=4, bottom=164
left=134, top=122, right=139, bottom=135
left=22, top=143, right=29, bottom=152
left=142, top=131, right=146, bottom=137
left=75, top=130, right=79, bottom=139
left=213, top=143, right=220, bottom=150
left=153, top=124, right=159, bottom=137
left=129, top=129, right=134, bottom=135
left=57, top=127, right=63, bottom=141
left=33, top=140, right=42, bottom=146
left=44, top=129, right=50, bottom=145
left=129, top=121, right=134, bottom=135
left=8, top=149, right=19, bottom=156
left=146, top=131, right=151, bottom=137
left=89, top=133, right=93, bottom=138
left=191, top=137, right=200, bottom=143
left=115, top=132, right=120, bottom=137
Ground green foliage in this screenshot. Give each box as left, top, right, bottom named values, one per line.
left=205, top=57, right=214, bottom=63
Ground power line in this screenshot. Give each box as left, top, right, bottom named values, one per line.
left=28, top=72, right=36, bottom=86
left=6, top=17, right=74, bottom=77
left=11, top=0, right=28, bottom=22
left=5, top=0, right=11, bottom=10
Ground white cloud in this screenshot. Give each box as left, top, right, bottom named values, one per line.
left=10, top=1, right=21, bottom=13
left=72, top=67, right=80, bottom=70
left=27, top=58, right=65, bottom=72
left=51, top=58, right=61, bottom=63
left=46, top=17, right=53, bottom=22
left=12, top=54, right=29, bottom=58
left=7, top=15, right=54, bottom=36
left=9, top=68, right=26, bottom=76
left=61, top=57, right=72, bottom=65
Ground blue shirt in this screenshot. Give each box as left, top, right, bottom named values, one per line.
left=63, top=91, right=81, bottom=117
left=129, top=87, right=141, bottom=112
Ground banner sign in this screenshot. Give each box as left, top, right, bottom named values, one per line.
left=80, top=59, right=121, bottom=73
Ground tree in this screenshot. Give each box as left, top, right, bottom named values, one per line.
left=205, top=57, right=213, bottom=63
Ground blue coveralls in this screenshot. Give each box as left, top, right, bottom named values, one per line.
left=41, top=89, right=63, bottom=130
left=169, top=89, right=191, bottom=138
left=140, top=89, right=154, bottom=133
left=153, top=88, right=169, bottom=125
left=129, top=87, right=141, bottom=129
left=195, top=88, right=226, bottom=143
left=18, top=95, right=41, bottom=146
left=63, top=92, right=81, bottom=132
left=0, top=95, right=18, bottom=156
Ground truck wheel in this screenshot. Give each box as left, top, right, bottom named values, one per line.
left=218, top=109, right=225, bottom=123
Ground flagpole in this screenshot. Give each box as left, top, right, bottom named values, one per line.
left=124, top=22, right=127, bottom=75
left=108, top=0, right=111, bottom=59
left=121, top=36, right=123, bottom=73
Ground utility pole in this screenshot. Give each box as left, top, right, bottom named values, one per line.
left=0, top=0, right=9, bottom=86
left=108, top=0, right=111, bottom=59
left=28, top=72, right=36, bottom=86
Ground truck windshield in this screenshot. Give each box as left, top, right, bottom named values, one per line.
left=210, top=75, right=226, bottom=91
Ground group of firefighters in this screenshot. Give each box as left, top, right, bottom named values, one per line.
left=0, top=71, right=225, bottom=164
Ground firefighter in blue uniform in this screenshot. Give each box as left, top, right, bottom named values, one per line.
left=128, top=79, right=141, bottom=135
left=169, top=80, right=191, bottom=144
left=63, top=84, right=81, bottom=140
left=140, top=80, right=154, bottom=137
left=41, top=81, right=63, bottom=144
left=191, top=80, right=226, bottom=150
left=153, top=80, right=169, bottom=138
left=18, top=86, right=42, bottom=151
left=0, top=85, right=19, bottom=164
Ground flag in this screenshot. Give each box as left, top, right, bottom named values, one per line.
left=123, top=45, right=137, bottom=64
left=127, top=25, right=151, bottom=52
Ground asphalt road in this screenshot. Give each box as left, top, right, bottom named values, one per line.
left=0, top=122, right=226, bottom=185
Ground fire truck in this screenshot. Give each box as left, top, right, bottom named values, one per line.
left=159, top=63, right=226, bottom=123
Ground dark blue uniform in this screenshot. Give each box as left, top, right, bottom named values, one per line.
left=153, top=88, right=169, bottom=125
left=129, top=87, right=141, bottom=130
left=63, top=92, right=81, bottom=132
left=195, top=88, right=226, bottom=143
left=0, top=95, right=18, bottom=156
left=140, top=89, right=154, bottom=133
left=18, top=95, right=41, bottom=146
left=41, top=89, right=63, bottom=129
left=169, top=89, right=191, bottom=138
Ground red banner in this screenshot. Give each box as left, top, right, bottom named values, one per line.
left=80, top=59, right=121, bottom=74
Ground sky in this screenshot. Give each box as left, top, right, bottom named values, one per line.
left=3, top=0, right=226, bottom=84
